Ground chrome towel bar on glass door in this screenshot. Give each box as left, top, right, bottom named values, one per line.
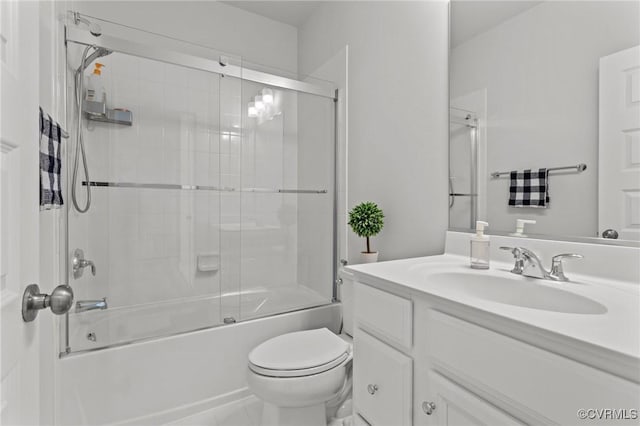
left=42, top=114, right=69, bottom=138
left=82, top=181, right=327, bottom=194
left=490, top=163, right=587, bottom=178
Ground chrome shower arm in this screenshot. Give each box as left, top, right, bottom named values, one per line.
left=72, top=11, right=103, bottom=37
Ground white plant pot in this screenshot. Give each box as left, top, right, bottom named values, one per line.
left=360, top=252, right=379, bottom=263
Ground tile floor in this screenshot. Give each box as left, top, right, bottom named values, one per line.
left=168, top=396, right=262, bottom=426
left=168, top=395, right=354, bottom=426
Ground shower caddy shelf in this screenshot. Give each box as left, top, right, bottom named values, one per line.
left=81, top=181, right=327, bottom=194
left=83, top=99, right=133, bottom=126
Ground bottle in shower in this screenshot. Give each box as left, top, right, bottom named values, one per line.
left=470, top=221, right=490, bottom=269
left=86, top=63, right=105, bottom=103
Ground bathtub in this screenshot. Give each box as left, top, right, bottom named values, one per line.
left=68, top=285, right=330, bottom=352
left=58, top=298, right=340, bottom=425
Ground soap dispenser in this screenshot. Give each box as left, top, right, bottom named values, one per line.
left=510, top=219, right=536, bottom=237
left=86, top=63, right=106, bottom=103
left=470, top=221, right=490, bottom=269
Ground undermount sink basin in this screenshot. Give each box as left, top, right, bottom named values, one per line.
left=428, top=272, right=608, bottom=315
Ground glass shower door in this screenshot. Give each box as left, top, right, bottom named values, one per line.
left=65, top=42, right=242, bottom=352
left=64, top=15, right=338, bottom=354
left=449, top=107, right=479, bottom=229
left=237, top=79, right=335, bottom=321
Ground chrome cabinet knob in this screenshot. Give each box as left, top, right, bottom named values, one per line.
left=422, top=401, right=436, bottom=415
left=602, top=229, right=619, bottom=239
left=22, top=284, right=74, bottom=322
left=367, top=384, right=379, bottom=395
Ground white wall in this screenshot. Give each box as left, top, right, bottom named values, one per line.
left=451, top=1, right=640, bottom=237
left=298, top=1, right=450, bottom=262
left=72, top=1, right=298, bottom=74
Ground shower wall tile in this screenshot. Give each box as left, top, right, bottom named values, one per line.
left=194, top=128, right=210, bottom=153
left=210, top=132, right=221, bottom=154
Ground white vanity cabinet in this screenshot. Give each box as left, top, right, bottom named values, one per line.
left=353, top=282, right=413, bottom=426
left=352, top=280, right=640, bottom=426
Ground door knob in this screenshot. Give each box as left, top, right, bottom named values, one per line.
left=22, top=284, right=74, bottom=322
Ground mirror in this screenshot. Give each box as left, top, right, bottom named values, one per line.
left=449, top=1, right=640, bottom=244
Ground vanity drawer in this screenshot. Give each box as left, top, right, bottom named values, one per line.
left=354, top=330, right=413, bottom=426
left=355, top=282, right=413, bottom=349
left=426, top=310, right=640, bottom=425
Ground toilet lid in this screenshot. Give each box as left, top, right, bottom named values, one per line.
left=248, top=328, right=350, bottom=375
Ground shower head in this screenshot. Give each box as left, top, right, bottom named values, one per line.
left=78, top=46, right=113, bottom=73
left=73, top=12, right=102, bottom=37
left=92, top=47, right=113, bottom=60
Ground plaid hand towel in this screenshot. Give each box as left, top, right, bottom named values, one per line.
left=509, top=168, right=549, bottom=208
left=40, top=108, right=64, bottom=209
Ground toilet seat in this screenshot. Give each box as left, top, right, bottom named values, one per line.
left=249, top=328, right=351, bottom=378
left=250, top=352, right=350, bottom=377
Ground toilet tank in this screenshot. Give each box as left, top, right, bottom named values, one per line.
left=338, top=268, right=355, bottom=337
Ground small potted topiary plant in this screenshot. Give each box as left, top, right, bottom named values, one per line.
left=348, top=201, right=384, bottom=263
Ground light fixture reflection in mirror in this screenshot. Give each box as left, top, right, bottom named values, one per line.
left=248, top=101, right=257, bottom=118
left=247, top=87, right=282, bottom=122
left=262, top=88, right=274, bottom=104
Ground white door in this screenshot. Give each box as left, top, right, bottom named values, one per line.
left=0, top=1, right=41, bottom=424
left=599, top=45, right=640, bottom=241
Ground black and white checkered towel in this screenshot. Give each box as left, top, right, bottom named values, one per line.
left=39, top=108, right=64, bottom=210
left=508, top=168, right=549, bottom=208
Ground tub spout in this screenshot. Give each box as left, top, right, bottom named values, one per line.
left=76, top=298, right=107, bottom=313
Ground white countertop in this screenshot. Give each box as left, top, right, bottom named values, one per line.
left=347, top=253, right=640, bottom=378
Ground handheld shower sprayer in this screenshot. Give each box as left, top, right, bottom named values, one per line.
left=71, top=44, right=112, bottom=213
left=68, top=12, right=114, bottom=213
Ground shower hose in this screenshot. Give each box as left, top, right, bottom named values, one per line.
left=71, top=45, right=95, bottom=213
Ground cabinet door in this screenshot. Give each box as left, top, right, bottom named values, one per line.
left=354, top=330, right=413, bottom=426
left=422, top=371, right=524, bottom=426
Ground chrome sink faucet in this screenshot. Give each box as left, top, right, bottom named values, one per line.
left=500, top=247, right=583, bottom=282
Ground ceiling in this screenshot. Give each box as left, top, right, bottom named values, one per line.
left=221, top=1, right=542, bottom=46
left=451, top=1, right=543, bottom=48
left=220, top=1, right=322, bottom=27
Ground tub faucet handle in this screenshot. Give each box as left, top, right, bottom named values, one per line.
left=72, top=248, right=96, bottom=279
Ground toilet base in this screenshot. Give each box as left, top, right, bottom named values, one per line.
left=261, top=401, right=327, bottom=426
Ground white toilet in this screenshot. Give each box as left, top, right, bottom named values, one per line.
left=247, top=270, right=355, bottom=426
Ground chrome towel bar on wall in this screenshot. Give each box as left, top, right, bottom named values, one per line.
left=490, top=163, right=587, bottom=178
